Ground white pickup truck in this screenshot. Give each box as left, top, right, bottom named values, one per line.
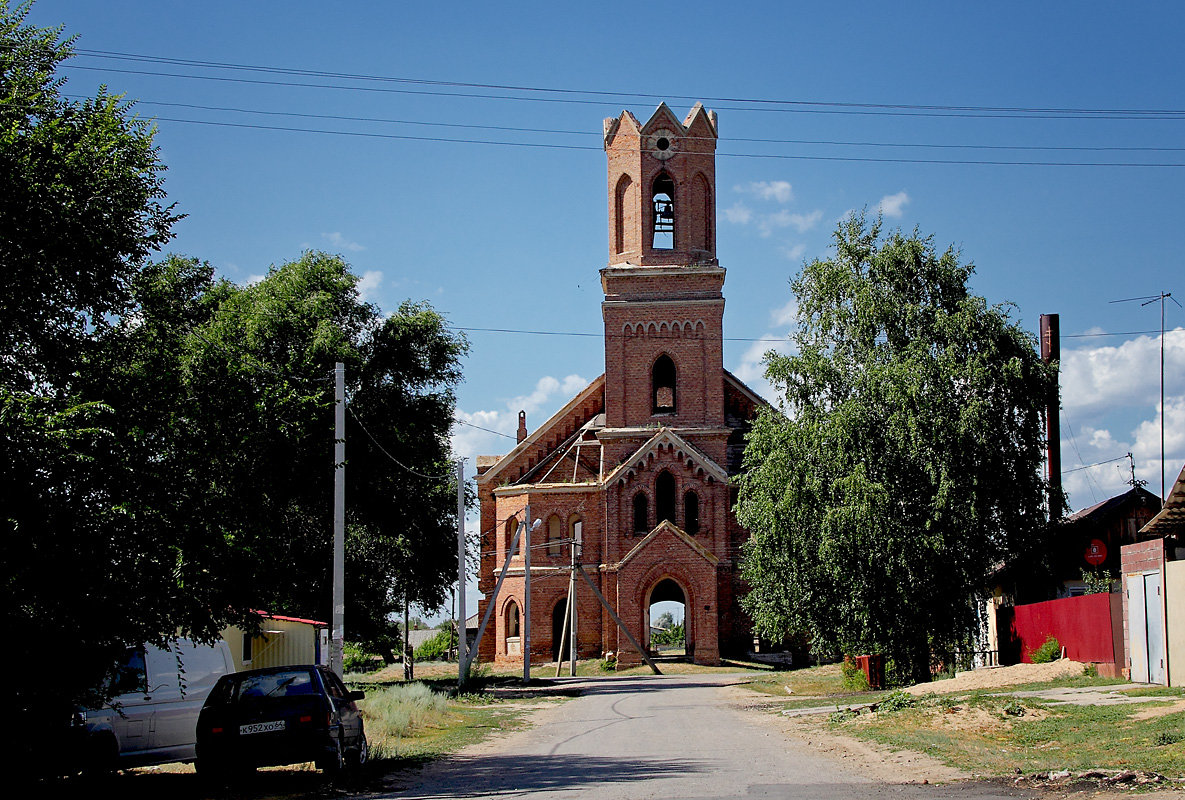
left=82, top=639, right=235, bottom=769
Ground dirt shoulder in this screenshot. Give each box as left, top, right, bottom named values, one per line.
left=724, top=683, right=968, bottom=785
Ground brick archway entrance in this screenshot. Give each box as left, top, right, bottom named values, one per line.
left=644, top=576, right=692, bottom=660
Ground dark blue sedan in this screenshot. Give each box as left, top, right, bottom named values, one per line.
left=195, top=665, right=367, bottom=779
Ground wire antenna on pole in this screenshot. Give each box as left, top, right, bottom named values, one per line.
left=1110, top=291, right=1180, bottom=501
left=1125, top=452, right=1148, bottom=488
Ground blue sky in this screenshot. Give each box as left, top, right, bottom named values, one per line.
left=28, top=2, right=1184, bottom=608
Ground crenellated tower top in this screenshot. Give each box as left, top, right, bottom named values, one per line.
left=603, top=102, right=718, bottom=267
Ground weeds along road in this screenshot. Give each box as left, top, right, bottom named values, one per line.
left=382, top=672, right=1027, bottom=800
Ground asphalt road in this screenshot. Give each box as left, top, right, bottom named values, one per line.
left=382, top=672, right=1028, bottom=800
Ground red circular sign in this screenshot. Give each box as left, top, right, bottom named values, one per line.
left=1084, top=539, right=1107, bottom=566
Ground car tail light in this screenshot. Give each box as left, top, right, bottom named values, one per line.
left=211, top=726, right=223, bottom=734
left=299, top=715, right=312, bottom=724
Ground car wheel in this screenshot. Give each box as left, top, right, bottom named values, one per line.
left=82, top=733, right=117, bottom=777
left=316, top=741, right=344, bottom=776
left=348, top=734, right=368, bottom=769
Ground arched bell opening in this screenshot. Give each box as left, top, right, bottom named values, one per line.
left=651, top=173, right=675, bottom=250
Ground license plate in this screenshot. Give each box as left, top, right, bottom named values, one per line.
left=240, top=720, right=286, bottom=735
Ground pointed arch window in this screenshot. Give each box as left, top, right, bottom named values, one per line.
left=506, top=600, right=520, bottom=639
left=651, top=173, right=675, bottom=249
left=546, top=514, right=564, bottom=557
left=656, top=471, right=676, bottom=525
left=633, top=492, right=649, bottom=534
left=684, top=490, right=700, bottom=534
left=615, top=174, right=632, bottom=254
left=652, top=354, right=676, bottom=414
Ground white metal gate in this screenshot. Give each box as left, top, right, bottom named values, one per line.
left=1127, top=571, right=1166, bottom=685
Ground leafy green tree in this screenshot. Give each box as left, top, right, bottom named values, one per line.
left=0, top=0, right=178, bottom=390
left=737, top=214, right=1058, bottom=683
left=107, top=252, right=469, bottom=659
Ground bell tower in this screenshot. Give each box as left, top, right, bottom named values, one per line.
left=604, top=102, right=718, bottom=266
left=600, top=103, right=726, bottom=430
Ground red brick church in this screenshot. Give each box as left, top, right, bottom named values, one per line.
left=475, top=103, right=763, bottom=667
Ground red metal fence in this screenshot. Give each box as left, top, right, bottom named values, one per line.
left=1000, top=593, right=1122, bottom=665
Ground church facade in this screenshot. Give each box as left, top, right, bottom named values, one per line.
left=475, top=103, right=764, bottom=668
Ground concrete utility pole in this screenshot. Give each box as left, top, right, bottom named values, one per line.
left=330, top=362, right=345, bottom=676
left=570, top=520, right=580, bottom=676
left=456, top=459, right=467, bottom=687
left=523, top=503, right=532, bottom=685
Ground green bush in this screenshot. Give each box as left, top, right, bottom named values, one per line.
left=413, top=627, right=456, bottom=662
left=1029, top=635, right=1062, bottom=664
left=598, top=654, right=617, bottom=672
left=841, top=657, right=870, bottom=692
left=343, top=642, right=379, bottom=673
left=877, top=690, right=915, bottom=713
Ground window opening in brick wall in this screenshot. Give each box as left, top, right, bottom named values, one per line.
left=652, top=354, right=676, bottom=414
left=652, top=173, right=675, bottom=250
left=506, top=517, right=520, bottom=557
left=546, top=514, right=563, bottom=557
left=684, top=490, right=700, bottom=534
left=633, top=492, right=649, bottom=534
left=568, top=513, right=583, bottom=551
left=506, top=600, right=520, bottom=639
left=656, top=471, right=676, bottom=525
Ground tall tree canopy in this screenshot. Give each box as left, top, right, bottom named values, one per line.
left=2, top=2, right=469, bottom=741
left=736, top=214, right=1058, bottom=683
left=0, top=0, right=178, bottom=390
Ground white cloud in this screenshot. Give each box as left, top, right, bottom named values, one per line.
left=782, top=243, right=807, bottom=262
left=1061, top=330, right=1185, bottom=415
left=876, top=191, right=910, bottom=219
left=724, top=203, right=753, bottom=225
left=732, top=336, right=794, bottom=406
left=244, top=274, right=265, bottom=286
left=770, top=298, right=798, bottom=328
left=1057, top=328, right=1185, bottom=509
left=737, top=180, right=794, bottom=203
left=322, top=231, right=366, bottom=252
left=355, top=269, right=383, bottom=302
left=451, top=374, right=591, bottom=465
left=788, top=210, right=823, bottom=233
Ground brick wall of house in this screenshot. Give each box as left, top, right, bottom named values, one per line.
left=1120, top=538, right=1168, bottom=675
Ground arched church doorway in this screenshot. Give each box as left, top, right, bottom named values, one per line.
left=647, top=577, right=688, bottom=660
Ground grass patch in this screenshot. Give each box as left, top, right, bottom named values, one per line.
left=744, top=663, right=853, bottom=698
left=357, top=681, right=561, bottom=764
left=827, top=692, right=1185, bottom=778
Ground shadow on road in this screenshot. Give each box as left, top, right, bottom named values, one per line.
left=387, top=753, right=711, bottom=798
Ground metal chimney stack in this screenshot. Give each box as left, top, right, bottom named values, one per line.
left=1040, top=313, right=1062, bottom=517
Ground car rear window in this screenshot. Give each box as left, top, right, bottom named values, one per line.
left=235, top=670, right=318, bottom=701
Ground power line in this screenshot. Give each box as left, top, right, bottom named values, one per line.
left=347, top=399, right=457, bottom=481
left=453, top=417, right=518, bottom=441
left=66, top=95, right=1185, bottom=155
left=1061, top=454, right=1130, bottom=475
left=86, top=114, right=1185, bottom=168
left=70, top=49, right=1185, bottom=120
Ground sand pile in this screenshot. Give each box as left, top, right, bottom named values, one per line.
left=903, top=659, right=1085, bottom=695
